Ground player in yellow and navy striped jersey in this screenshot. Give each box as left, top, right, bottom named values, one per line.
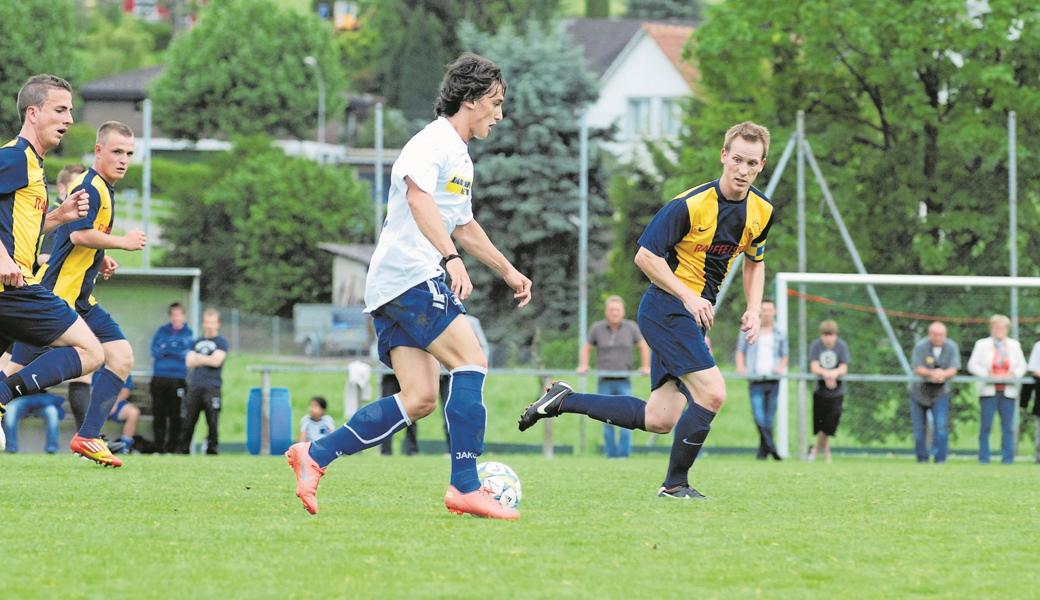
left=0, top=75, right=109, bottom=463
left=7, top=121, right=146, bottom=467
left=520, top=122, right=776, bottom=500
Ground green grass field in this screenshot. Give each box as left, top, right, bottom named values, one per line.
left=3, top=453, right=1038, bottom=599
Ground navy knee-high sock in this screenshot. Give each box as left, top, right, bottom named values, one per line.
left=445, top=367, right=487, bottom=493
left=560, top=392, right=647, bottom=431
left=0, top=347, right=82, bottom=403
left=663, top=402, right=716, bottom=488
left=79, top=368, right=124, bottom=438
left=308, top=395, right=410, bottom=468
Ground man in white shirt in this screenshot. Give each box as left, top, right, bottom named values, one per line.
left=285, top=54, right=531, bottom=519
left=967, top=314, right=1027, bottom=464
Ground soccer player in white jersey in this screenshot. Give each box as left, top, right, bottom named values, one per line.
left=286, top=54, right=532, bottom=519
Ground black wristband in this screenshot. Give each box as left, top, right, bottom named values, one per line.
left=440, top=254, right=463, bottom=270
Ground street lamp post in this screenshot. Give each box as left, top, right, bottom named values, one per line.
left=303, top=56, right=326, bottom=144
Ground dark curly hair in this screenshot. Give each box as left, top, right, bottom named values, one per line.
left=434, top=53, right=506, bottom=117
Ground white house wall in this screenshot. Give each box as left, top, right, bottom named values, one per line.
left=586, top=32, right=692, bottom=160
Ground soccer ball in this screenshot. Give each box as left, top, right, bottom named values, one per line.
left=477, top=461, right=522, bottom=509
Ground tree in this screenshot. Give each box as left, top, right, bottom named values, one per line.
left=151, top=0, right=346, bottom=140
left=585, top=0, right=610, bottom=17
left=625, top=0, right=700, bottom=20
left=458, top=20, right=611, bottom=345
left=340, top=1, right=562, bottom=121
left=0, top=0, right=79, bottom=138
left=160, top=138, right=371, bottom=315
left=77, top=12, right=167, bottom=81
left=680, top=0, right=1040, bottom=441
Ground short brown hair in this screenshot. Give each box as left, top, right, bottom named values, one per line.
left=819, top=320, right=839, bottom=335
left=203, top=308, right=221, bottom=320
left=723, top=121, right=771, bottom=159
left=97, top=121, right=134, bottom=144
left=56, top=164, right=86, bottom=189
left=17, top=74, right=72, bottom=121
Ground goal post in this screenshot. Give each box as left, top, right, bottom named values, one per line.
left=774, top=272, right=1040, bottom=460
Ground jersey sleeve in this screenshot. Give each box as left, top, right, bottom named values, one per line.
left=637, top=198, right=691, bottom=258
left=395, top=135, right=443, bottom=196
left=216, top=336, right=229, bottom=352
left=67, top=182, right=102, bottom=232
left=0, top=148, right=29, bottom=195
left=745, top=211, right=774, bottom=262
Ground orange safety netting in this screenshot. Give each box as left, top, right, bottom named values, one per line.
left=786, top=289, right=1040, bottom=324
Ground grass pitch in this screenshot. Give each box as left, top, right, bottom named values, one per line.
left=3, top=453, right=1038, bottom=599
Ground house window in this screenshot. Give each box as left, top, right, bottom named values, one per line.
left=660, top=98, right=683, bottom=138
left=626, top=98, right=652, bottom=140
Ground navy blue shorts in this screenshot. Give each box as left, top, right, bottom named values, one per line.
left=10, top=303, right=125, bottom=365
left=0, top=284, right=79, bottom=354
left=637, top=286, right=716, bottom=392
left=372, top=276, right=466, bottom=368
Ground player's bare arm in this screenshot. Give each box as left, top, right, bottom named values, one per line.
left=452, top=219, right=532, bottom=307
left=70, top=227, right=147, bottom=251
left=741, top=258, right=766, bottom=343
left=634, top=246, right=714, bottom=329
left=0, top=245, right=24, bottom=288
left=405, top=176, right=473, bottom=300
left=42, top=188, right=90, bottom=232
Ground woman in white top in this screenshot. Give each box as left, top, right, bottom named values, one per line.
left=966, top=314, right=1027, bottom=464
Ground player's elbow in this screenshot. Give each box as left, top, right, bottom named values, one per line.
left=633, top=247, right=652, bottom=270
left=70, top=231, right=88, bottom=246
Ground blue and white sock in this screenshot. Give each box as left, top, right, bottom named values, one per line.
left=445, top=366, right=487, bottom=493
left=78, top=368, right=124, bottom=439
left=308, top=395, right=410, bottom=468
left=561, top=392, right=647, bottom=430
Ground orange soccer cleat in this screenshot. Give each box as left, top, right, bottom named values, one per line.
left=444, top=485, right=520, bottom=521
left=69, top=434, right=123, bottom=467
left=285, top=442, right=326, bottom=515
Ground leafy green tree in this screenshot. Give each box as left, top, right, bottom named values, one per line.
left=585, top=0, right=609, bottom=17
left=680, top=0, right=1040, bottom=442
left=0, top=0, right=79, bottom=138
left=152, top=0, right=345, bottom=140
left=458, top=20, right=611, bottom=344
left=340, top=1, right=561, bottom=120
left=77, top=13, right=166, bottom=81
left=625, top=0, right=700, bottom=20
left=159, top=138, right=371, bottom=315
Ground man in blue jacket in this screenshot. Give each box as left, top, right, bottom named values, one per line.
left=150, top=302, right=193, bottom=453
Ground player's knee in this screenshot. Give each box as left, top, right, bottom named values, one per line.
left=78, top=341, right=105, bottom=374
left=644, top=412, right=676, bottom=434
left=127, top=404, right=141, bottom=418
left=400, top=390, right=437, bottom=420
left=105, top=346, right=134, bottom=379
left=701, top=388, right=726, bottom=412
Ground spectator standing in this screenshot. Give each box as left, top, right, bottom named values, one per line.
left=180, top=309, right=228, bottom=454
left=909, top=322, right=960, bottom=463
left=735, top=298, right=788, bottom=460
left=1025, top=340, right=1040, bottom=463
left=967, top=315, right=1027, bottom=464
left=150, top=303, right=194, bottom=453
left=809, top=320, right=849, bottom=463
left=578, top=296, right=651, bottom=459
left=300, top=396, right=337, bottom=442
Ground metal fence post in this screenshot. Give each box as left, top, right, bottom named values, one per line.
left=261, top=369, right=271, bottom=455
left=231, top=308, right=240, bottom=353
left=272, top=316, right=281, bottom=355
left=541, top=375, right=554, bottom=459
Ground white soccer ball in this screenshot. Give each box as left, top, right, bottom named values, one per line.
left=477, top=461, right=522, bottom=509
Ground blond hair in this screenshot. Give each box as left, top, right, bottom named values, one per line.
left=723, top=121, right=771, bottom=159
left=203, top=308, right=221, bottom=320
left=604, top=295, right=624, bottom=308
left=989, top=314, right=1010, bottom=328
left=819, top=320, right=839, bottom=335
left=96, top=121, right=134, bottom=145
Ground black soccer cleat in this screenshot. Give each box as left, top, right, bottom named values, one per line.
left=657, top=485, right=708, bottom=500
left=517, top=381, right=573, bottom=432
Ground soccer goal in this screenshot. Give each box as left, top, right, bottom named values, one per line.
left=773, top=272, right=1040, bottom=460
